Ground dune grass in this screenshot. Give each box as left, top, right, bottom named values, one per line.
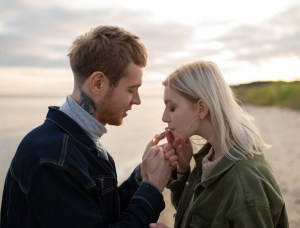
left=231, top=81, right=300, bottom=110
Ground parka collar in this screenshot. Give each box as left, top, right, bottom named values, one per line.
left=193, top=143, right=240, bottom=188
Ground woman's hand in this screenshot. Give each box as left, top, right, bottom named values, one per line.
left=165, top=131, right=193, bottom=173
left=174, top=139, right=193, bottom=173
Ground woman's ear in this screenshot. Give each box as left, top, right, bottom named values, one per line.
left=197, top=99, right=209, bottom=119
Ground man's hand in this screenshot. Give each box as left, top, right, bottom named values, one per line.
left=143, top=131, right=178, bottom=169
left=141, top=145, right=173, bottom=192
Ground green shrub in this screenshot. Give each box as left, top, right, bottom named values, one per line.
left=232, top=81, right=300, bottom=110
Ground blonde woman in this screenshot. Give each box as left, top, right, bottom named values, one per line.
left=150, top=60, right=288, bottom=227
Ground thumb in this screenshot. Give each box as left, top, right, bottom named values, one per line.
left=149, top=223, right=157, bottom=227
left=144, top=146, right=160, bottom=161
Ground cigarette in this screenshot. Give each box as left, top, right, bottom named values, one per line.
left=152, top=131, right=166, bottom=144
left=158, top=131, right=165, bottom=136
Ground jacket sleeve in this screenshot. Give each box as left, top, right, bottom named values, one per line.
left=29, top=165, right=165, bottom=228
left=117, top=165, right=141, bottom=212
left=167, top=169, right=190, bottom=209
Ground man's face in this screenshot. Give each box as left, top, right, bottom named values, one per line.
left=96, top=63, right=143, bottom=126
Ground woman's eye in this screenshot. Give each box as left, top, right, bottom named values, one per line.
left=169, top=107, right=175, bottom=112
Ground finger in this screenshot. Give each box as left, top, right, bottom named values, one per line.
left=168, top=155, right=178, bottom=164
left=164, top=148, right=175, bottom=159
left=163, top=143, right=173, bottom=153
left=172, top=137, right=183, bottom=148
left=165, top=130, right=175, bottom=144
left=175, top=144, right=183, bottom=155
left=143, top=146, right=160, bottom=160
left=150, top=146, right=164, bottom=160
left=170, top=160, right=178, bottom=168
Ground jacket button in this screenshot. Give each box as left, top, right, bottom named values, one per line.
left=185, top=182, right=190, bottom=187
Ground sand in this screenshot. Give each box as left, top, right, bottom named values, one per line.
left=158, top=105, right=300, bottom=227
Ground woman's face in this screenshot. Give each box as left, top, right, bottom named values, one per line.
left=162, top=85, right=200, bottom=140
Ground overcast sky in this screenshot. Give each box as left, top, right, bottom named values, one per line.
left=1, top=0, right=300, bottom=95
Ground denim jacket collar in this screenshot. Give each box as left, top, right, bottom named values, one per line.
left=46, top=106, right=99, bottom=154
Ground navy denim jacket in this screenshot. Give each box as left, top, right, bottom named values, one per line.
left=1, top=107, right=165, bottom=227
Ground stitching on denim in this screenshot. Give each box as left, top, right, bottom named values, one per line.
left=10, top=163, right=42, bottom=196
left=64, top=165, right=96, bottom=190
left=46, top=118, right=91, bottom=152
left=9, top=166, right=29, bottom=195
left=96, top=176, right=116, bottom=195
left=58, top=134, right=69, bottom=167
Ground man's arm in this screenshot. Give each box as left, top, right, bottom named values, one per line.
left=29, top=165, right=165, bottom=228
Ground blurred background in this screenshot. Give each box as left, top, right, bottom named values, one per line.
left=1, top=0, right=300, bottom=226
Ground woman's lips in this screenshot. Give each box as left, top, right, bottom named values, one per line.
left=165, top=127, right=175, bottom=130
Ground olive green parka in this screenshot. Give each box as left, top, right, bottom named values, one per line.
left=168, top=144, right=288, bottom=228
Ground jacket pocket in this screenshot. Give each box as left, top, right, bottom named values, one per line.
left=94, top=176, right=116, bottom=196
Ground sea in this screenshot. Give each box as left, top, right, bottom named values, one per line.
left=0, top=91, right=168, bottom=204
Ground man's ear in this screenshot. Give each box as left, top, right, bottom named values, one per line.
left=88, top=71, right=107, bottom=94
left=196, top=99, right=209, bottom=119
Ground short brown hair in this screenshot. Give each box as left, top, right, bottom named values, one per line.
left=68, top=25, right=147, bottom=86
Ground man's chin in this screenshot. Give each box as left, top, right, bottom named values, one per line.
left=108, top=119, right=123, bottom=126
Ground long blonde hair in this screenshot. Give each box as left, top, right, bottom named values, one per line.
left=163, top=60, right=269, bottom=160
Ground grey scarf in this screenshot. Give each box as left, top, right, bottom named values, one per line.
left=59, top=95, right=108, bottom=160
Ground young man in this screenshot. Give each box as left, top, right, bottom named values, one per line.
left=1, top=25, right=176, bottom=227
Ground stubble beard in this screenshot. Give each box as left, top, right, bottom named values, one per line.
left=100, top=91, right=124, bottom=126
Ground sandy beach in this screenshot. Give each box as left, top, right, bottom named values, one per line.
left=158, top=105, right=300, bottom=227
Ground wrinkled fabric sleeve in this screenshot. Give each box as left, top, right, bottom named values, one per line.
left=228, top=205, right=289, bottom=228
left=29, top=165, right=165, bottom=228
left=117, top=165, right=141, bottom=212
left=167, top=169, right=190, bottom=210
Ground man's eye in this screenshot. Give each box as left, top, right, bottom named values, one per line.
left=169, top=107, right=175, bottom=112
left=128, top=88, right=137, bottom=93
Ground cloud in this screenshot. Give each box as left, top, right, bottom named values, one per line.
left=214, top=4, right=300, bottom=63
left=0, top=1, right=195, bottom=72
left=0, top=0, right=299, bottom=80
